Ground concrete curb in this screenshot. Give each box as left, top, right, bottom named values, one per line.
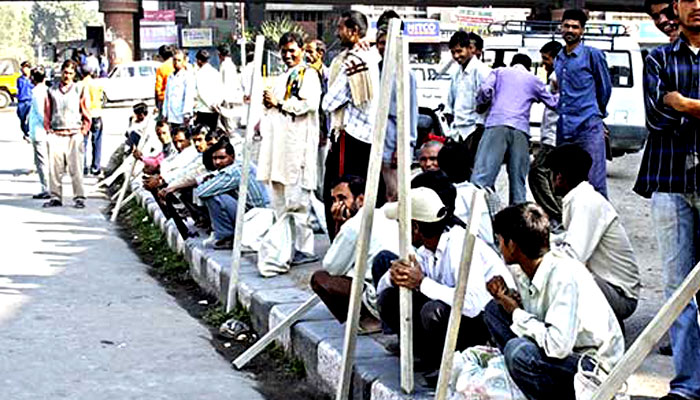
left=129, top=183, right=430, bottom=400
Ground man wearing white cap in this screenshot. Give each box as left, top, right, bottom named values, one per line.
left=374, top=186, right=515, bottom=372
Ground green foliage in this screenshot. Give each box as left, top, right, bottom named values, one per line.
left=0, top=5, right=33, bottom=61
left=202, top=304, right=251, bottom=327
left=266, top=343, right=306, bottom=379
left=259, top=17, right=306, bottom=49
left=31, top=1, right=101, bottom=44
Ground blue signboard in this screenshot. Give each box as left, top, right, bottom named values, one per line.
left=403, top=20, right=440, bottom=38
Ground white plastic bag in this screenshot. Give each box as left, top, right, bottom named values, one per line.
left=449, top=346, right=527, bottom=400
left=573, top=354, right=629, bottom=400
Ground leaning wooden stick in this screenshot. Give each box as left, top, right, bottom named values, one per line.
left=335, top=20, right=400, bottom=400
left=591, top=261, right=700, bottom=400
left=225, top=35, right=265, bottom=313
left=395, top=32, right=414, bottom=394
left=434, top=190, right=484, bottom=400
left=111, top=118, right=153, bottom=222
left=233, top=295, right=321, bottom=369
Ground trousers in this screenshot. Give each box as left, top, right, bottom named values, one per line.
left=557, top=117, right=607, bottom=198
left=203, top=193, right=238, bottom=240
left=528, top=144, right=562, bottom=223
left=48, top=133, right=85, bottom=201
left=32, top=139, right=49, bottom=194
left=83, top=117, right=103, bottom=172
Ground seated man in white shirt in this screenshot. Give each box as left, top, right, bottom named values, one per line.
left=310, top=175, right=398, bottom=333
left=375, top=186, right=515, bottom=372
left=546, top=144, right=640, bottom=326
left=484, top=203, right=624, bottom=400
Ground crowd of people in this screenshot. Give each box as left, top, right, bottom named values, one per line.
left=25, top=1, right=700, bottom=399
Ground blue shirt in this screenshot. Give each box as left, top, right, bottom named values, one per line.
left=554, top=43, right=612, bottom=137
left=445, top=57, right=491, bottom=140
left=162, top=68, right=195, bottom=124
left=16, top=75, right=34, bottom=103
left=195, top=161, right=269, bottom=209
left=634, top=35, right=700, bottom=197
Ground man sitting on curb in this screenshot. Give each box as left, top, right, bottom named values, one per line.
left=483, top=203, right=624, bottom=400
left=310, top=175, right=397, bottom=333
left=194, top=137, right=269, bottom=250
left=546, top=144, right=640, bottom=326
left=133, top=120, right=177, bottom=170
left=374, top=186, right=515, bottom=374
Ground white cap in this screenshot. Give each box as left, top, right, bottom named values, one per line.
left=384, top=187, right=447, bottom=223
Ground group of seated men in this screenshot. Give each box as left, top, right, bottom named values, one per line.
left=129, top=102, right=638, bottom=397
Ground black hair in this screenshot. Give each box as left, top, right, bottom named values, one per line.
left=217, top=44, right=231, bottom=57
left=331, top=174, right=366, bottom=199
left=61, top=59, right=78, bottom=72
left=173, top=125, right=190, bottom=139
left=203, top=136, right=235, bottom=171
left=469, top=32, right=484, bottom=51
left=448, top=31, right=470, bottom=49
left=376, top=10, right=404, bottom=34
left=493, top=203, right=550, bottom=259
left=644, top=0, right=673, bottom=15
left=155, top=120, right=169, bottom=130
left=511, top=53, right=532, bottom=70
left=158, top=45, right=175, bottom=60
left=195, top=49, right=210, bottom=63
left=340, top=11, right=369, bottom=37
left=307, top=39, right=326, bottom=55
left=192, top=124, right=210, bottom=137
left=133, top=102, right=148, bottom=115
left=562, top=9, right=588, bottom=27
left=279, top=32, right=304, bottom=49
left=31, top=66, right=46, bottom=84
left=436, top=141, right=470, bottom=184
left=411, top=170, right=465, bottom=232
left=20, top=61, right=31, bottom=69
left=540, top=41, right=563, bottom=58
left=544, top=144, right=592, bottom=187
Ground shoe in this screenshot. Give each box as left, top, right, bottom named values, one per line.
left=213, top=236, right=233, bottom=250
left=74, top=199, right=85, bottom=209
left=32, top=192, right=51, bottom=199
left=202, top=232, right=217, bottom=248
left=83, top=167, right=89, bottom=175
left=90, top=167, right=102, bottom=176
left=43, top=199, right=62, bottom=208
left=290, top=250, right=319, bottom=266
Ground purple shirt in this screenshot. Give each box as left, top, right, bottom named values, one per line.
left=477, top=64, right=558, bottom=136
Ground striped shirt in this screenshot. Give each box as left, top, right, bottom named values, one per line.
left=194, top=161, right=269, bottom=209
left=634, top=35, right=700, bottom=198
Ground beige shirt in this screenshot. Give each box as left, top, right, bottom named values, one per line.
left=556, top=181, right=641, bottom=300
left=258, top=64, right=321, bottom=190
left=510, top=251, right=624, bottom=371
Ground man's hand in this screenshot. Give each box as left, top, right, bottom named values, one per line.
left=389, top=255, right=423, bottom=290
left=158, top=187, right=172, bottom=201
left=263, top=90, right=278, bottom=109
left=133, top=149, right=143, bottom=161
left=143, top=175, right=162, bottom=191
left=353, top=38, right=371, bottom=52
left=330, top=202, right=352, bottom=226
left=486, top=276, right=520, bottom=314
left=664, top=91, right=687, bottom=112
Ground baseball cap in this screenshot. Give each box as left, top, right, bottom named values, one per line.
left=384, top=187, right=448, bottom=223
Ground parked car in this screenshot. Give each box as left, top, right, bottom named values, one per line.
left=97, top=60, right=160, bottom=106
left=0, top=58, right=20, bottom=108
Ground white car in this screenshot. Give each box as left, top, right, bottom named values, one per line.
left=98, top=61, right=160, bottom=105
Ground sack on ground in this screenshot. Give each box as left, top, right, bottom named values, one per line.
left=449, top=345, right=526, bottom=400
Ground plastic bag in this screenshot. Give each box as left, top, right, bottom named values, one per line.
left=574, top=354, right=629, bottom=400
left=449, top=346, right=527, bottom=400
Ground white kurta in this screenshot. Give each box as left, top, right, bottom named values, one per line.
left=257, top=64, right=321, bottom=191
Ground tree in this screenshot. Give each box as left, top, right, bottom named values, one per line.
left=31, top=2, right=101, bottom=45
left=0, top=5, right=33, bottom=62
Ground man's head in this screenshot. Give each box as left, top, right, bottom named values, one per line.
left=646, top=0, right=679, bottom=38
left=337, top=11, right=368, bottom=48
left=155, top=121, right=172, bottom=144
left=411, top=169, right=457, bottom=217
left=173, top=49, right=186, bottom=72
left=493, top=203, right=550, bottom=265
left=195, top=49, right=209, bottom=68
left=376, top=10, right=402, bottom=59
left=449, top=31, right=472, bottom=67
left=561, top=9, right=587, bottom=46
left=437, top=141, right=470, bottom=184
left=386, top=186, right=449, bottom=247
left=60, top=60, right=78, bottom=84
left=544, top=144, right=592, bottom=197
left=20, top=61, right=31, bottom=77
left=208, top=137, right=236, bottom=170
left=133, top=102, right=149, bottom=122
left=418, top=141, right=443, bottom=172
left=158, top=45, right=175, bottom=61
left=191, top=125, right=210, bottom=153
left=305, top=40, right=326, bottom=65
left=330, top=175, right=366, bottom=223
left=675, top=0, right=700, bottom=33
left=469, top=32, right=484, bottom=60
left=172, top=127, right=191, bottom=152
left=540, top=41, right=563, bottom=74
left=30, top=66, right=45, bottom=85
left=205, top=128, right=224, bottom=148
left=511, top=53, right=532, bottom=70
left=279, top=32, right=305, bottom=68
left=217, top=44, right=231, bottom=63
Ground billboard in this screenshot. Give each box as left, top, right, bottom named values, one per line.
left=140, top=25, right=178, bottom=50
left=182, top=28, right=213, bottom=48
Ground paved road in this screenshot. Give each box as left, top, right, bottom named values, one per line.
left=0, top=109, right=264, bottom=399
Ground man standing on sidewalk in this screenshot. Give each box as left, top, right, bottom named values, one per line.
left=43, top=60, right=90, bottom=209
left=471, top=54, right=558, bottom=205
left=634, top=0, right=700, bottom=398
left=28, top=66, right=50, bottom=200
left=217, top=44, right=242, bottom=133
left=16, top=61, right=33, bottom=140
left=555, top=9, right=612, bottom=197
left=163, top=49, right=194, bottom=132
left=193, top=50, right=222, bottom=133
left=257, top=32, right=322, bottom=275
left=155, top=45, right=175, bottom=118
left=81, top=67, right=104, bottom=176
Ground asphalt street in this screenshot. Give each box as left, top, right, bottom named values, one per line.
left=0, top=106, right=264, bottom=399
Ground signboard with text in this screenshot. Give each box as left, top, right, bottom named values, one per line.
left=141, top=10, right=175, bottom=26
left=403, top=20, right=440, bottom=39
left=181, top=28, right=213, bottom=48
left=140, top=25, right=178, bottom=50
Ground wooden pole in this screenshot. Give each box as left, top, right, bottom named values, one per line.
left=233, top=295, right=321, bottom=369
left=225, top=35, right=265, bottom=313
left=395, top=33, right=414, bottom=394
left=335, top=19, right=400, bottom=400
left=434, top=190, right=484, bottom=400
left=591, top=262, right=700, bottom=400
left=111, top=118, right=152, bottom=222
